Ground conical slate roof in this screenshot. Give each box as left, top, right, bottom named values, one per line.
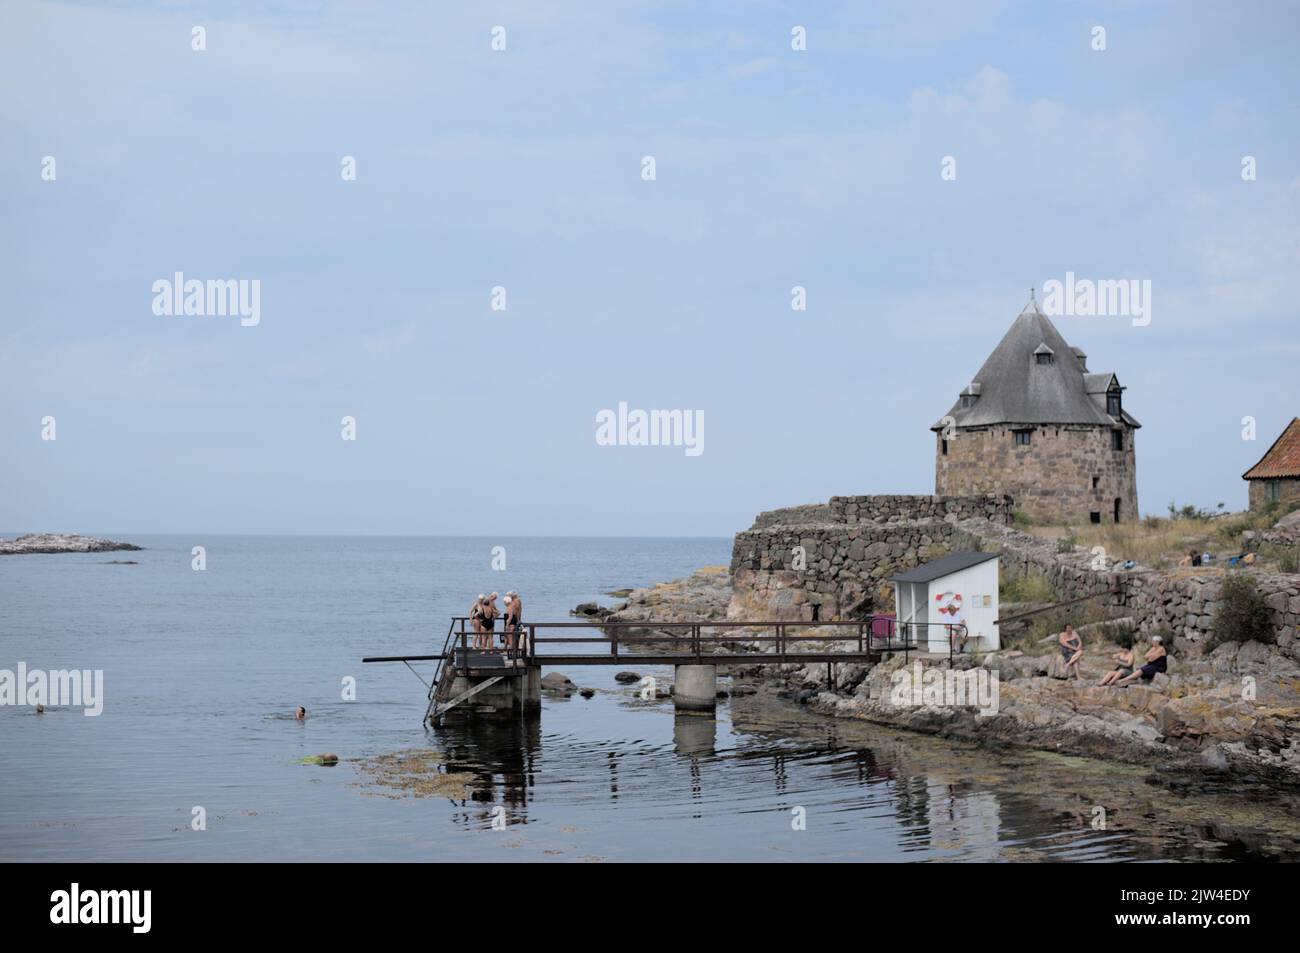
left=932, top=297, right=1140, bottom=430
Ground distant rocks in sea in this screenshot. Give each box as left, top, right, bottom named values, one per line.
left=0, top=533, right=142, bottom=555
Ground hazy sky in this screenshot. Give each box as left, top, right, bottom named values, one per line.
left=2, top=1, right=1298, bottom=537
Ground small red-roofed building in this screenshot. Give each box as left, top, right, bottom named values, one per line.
left=1243, top=418, right=1300, bottom=510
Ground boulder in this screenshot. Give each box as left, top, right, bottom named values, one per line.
left=541, top=673, right=577, bottom=692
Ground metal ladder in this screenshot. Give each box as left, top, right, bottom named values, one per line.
left=424, top=619, right=460, bottom=726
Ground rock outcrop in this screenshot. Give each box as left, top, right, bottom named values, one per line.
left=756, top=637, right=1300, bottom=784
left=584, top=566, right=732, bottom=637
left=619, top=492, right=1300, bottom=783
left=0, top=533, right=141, bottom=555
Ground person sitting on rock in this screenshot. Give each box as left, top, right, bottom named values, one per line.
left=1116, top=635, right=1167, bottom=686
left=1098, top=646, right=1135, bottom=686
left=1058, top=624, right=1084, bottom=680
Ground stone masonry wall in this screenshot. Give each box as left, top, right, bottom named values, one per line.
left=730, top=494, right=1010, bottom=621
left=728, top=497, right=1300, bottom=652
left=958, top=519, right=1300, bottom=652
left=1249, top=477, right=1300, bottom=512
left=750, top=494, right=1011, bottom=530
left=935, top=425, right=1137, bottom=526
left=730, top=520, right=961, bottom=621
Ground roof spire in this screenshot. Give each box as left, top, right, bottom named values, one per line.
left=1020, top=287, right=1042, bottom=316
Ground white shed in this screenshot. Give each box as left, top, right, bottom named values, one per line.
left=890, top=551, right=1000, bottom=654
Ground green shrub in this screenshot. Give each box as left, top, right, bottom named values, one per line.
left=1000, top=573, right=1056, bottom=604
left=1210, top=575, right=1275, bottom=648
left=1011, top=510, right=1032, bottom=529
left=1056, top=528, right=1078, bottom=554
left=1099, top=620, right=1137, bottom=648
left=1259, top=545, right=1300, bottom=574
left=1167, top=501, right=1224, bottom=521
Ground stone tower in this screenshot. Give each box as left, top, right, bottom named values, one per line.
left=932, top=295, right=1140, bottom=525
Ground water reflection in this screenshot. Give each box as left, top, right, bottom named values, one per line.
left=414, top=688, right=1300, bottom=861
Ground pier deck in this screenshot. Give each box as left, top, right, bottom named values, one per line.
left=364, top=617, right=967, bottom=725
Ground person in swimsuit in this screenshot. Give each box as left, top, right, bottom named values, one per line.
left=1098, top=646, right=1135, bottom=686
left=1117, top=635, right=1167, bottom=685
left=1058, top=624, right=1084, bottom=680
left=469, top=594, right=486, bottom=650
left=503, top=591, right=523, bottom=657
left=482, top=592, right=499, bottom=649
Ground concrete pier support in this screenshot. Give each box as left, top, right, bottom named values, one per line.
left=673, top=664, right=717, bottom=712
left=443, top=665, right=541, bottom=720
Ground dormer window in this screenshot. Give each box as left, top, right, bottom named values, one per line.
left=958, top=382, right=981, bottom=409
left=960, top=394, right=978, bottom=408
left=1107, top=393, right=1121, bottom=416
left=1033, top=343, right=1055, bottom=366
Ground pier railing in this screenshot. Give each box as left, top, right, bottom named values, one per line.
left=413, top=616, right=971, bottom=669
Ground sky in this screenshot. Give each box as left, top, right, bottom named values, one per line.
left=2, top=0, right=1298, bottom=537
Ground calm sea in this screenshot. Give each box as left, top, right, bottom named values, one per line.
left=2, top=535, right=1297, bottom=862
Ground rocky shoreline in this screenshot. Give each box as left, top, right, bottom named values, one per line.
left=585, top=565, right=1300, bottom=787
left=0, top=533, right=142, bottom=555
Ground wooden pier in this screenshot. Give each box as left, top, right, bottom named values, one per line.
left=363, top=617, right=965, bottom=725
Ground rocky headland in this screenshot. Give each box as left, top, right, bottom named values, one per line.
left=588, top=497, right=1300, bottom=786
left=0, top=533, right=142, bottom=555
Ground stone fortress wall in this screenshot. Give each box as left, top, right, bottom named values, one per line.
left=729, top=494, right=1300, bottom=654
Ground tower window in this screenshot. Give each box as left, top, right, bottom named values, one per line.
left=1107, top=394, right=1121, bottom=416
left=1035, top=352, right=1053, bottom=365
left=1111, top=430, right=1124, bottom=451
left=1090, top=512, right=1101, bottom=524
left=941, top=438, right=948, bottom=456
left=960, top=394, right=978, bottom=408
left=1092, top=476, right=1100, bottom=489
left=1014, top=430, right=1031, bottom=447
